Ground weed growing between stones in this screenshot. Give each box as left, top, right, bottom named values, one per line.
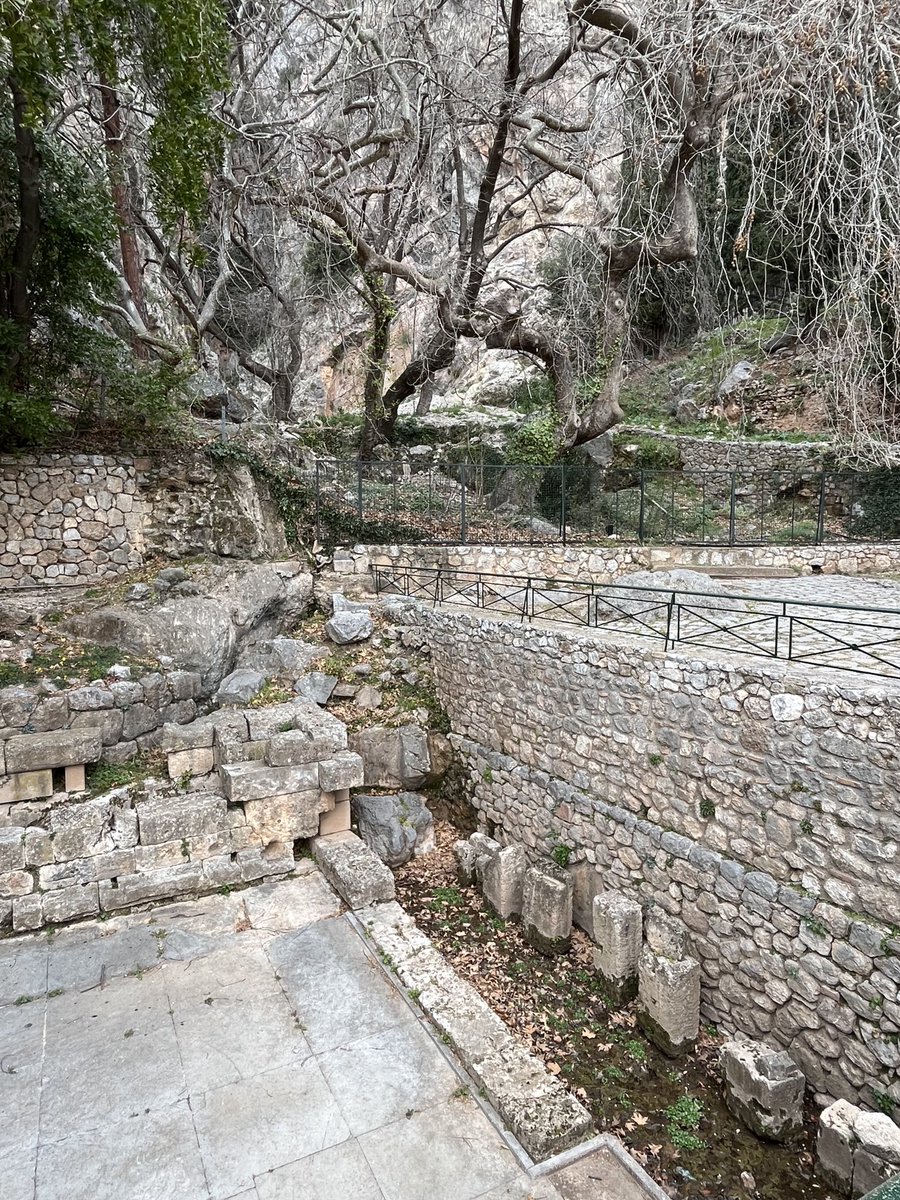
left=396, top=821, right=823, bottom=1200
left=86, top=750, right=165, bottom=794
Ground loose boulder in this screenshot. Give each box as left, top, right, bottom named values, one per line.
left=351, top=792, right=435, bottom=867
left=325, top=610, right=374, bottom=644
left=215, top=669, right=267, bottom=706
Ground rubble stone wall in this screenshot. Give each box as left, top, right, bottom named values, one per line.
left=0, top=452, right=286, bottom=588
left=406, top=603, right=900, bottom=1110
left=357, top=541, right=900, bottom=582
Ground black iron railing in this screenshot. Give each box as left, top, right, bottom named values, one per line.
left=313, top=460, right=900, bottom=547
left=373, top=564, right=900, bottom=680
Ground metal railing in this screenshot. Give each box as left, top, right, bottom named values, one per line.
left=313, top=460, right=900, bottom=547
left=373, top=563, right=900, bottom=680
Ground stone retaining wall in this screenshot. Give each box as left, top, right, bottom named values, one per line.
left=616, top=427, right=832, bottom=475
left=0, top=670, right=203, bottom=800
left=356, top=541, right=900, bottom=581
left=0, top=453, right=286, bottom=588
left=399, top=602, right=900, bottom=1111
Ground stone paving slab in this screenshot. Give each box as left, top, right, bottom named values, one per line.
left=0, top=868, right=662, bottom=1200
left=0, top=871, right=527, bottom=1200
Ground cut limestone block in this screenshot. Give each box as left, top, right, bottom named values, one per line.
left=817, top=1100, right=900, bottom=1198
left=644, top=906, right=690, bottom=959
left=637, top=947, right=701, bottom=1057
left=469, top=832, right=502, bottom=884
left=853, top=1113, right=900, bottom=1196
left=318, top=751, right=364, bottom=793
left=522, top=864, right=573, bottom=955
left=12, top=893, right=42, bottom=932
left=64, top=764, right=86, bottom=793
left=220, top=761, right=318, bottom=802
left=136, top=792, right=228, bottom=846
left=349, top=724, right=430, bottom=788
left=468, top=1039, right=595, bottom=1160
left=160, top=720, right=216, bottom=752
left=720, top=1037, right=805, bottom=1141
left=266, top=730, right=331, bottom=767
left=5, top=730, right=101, bottom=773
left=593, top=891, right=642, bottom=1005
left=318, top=798, right=352, bottom=836
left=244, top=791, right=320, bottom=842
left=453, top=839, right=480, bottom=887
left=482, top=843, right=525, bottom=919
left=0, top=769, right=53, bottom=805
left=312, top=831, right=395, bottom=908
left=571, top=860, right=602, bottom=934
left=817, top=1100, right=862, bottom=1196
left=0, top=828, right=25, bottom=872
left=167, top=747, right=215, bottom=781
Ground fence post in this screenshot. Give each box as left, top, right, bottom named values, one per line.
left=560, top=464, right=567, bottom=546
left=728, top=473, right=737, bottom=545
left=314, top=461, right=321, bottom=542
left=460, top=462, right=468, bottom=545
left=356, top=461, right=364, bottom=521
left=816, top=473, right=827, bottom=545
left=638, top=470, right=646, bottom=542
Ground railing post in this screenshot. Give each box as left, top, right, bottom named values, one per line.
left=560, top=464, right=567, bottom=546
left=460, top=463, right=468, bottom=545
left=638, top=470, right=646, bottom=542
left=664, top=590, right=676, bottom=649
left=816, top=472, right=827, bottom=545
left=728, top=472, right=737, bottom=545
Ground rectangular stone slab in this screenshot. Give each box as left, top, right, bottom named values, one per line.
left=0, top=769, right=53, bottom=804
left=220, top=761, right=318, bottom=802
left=5, top=730, right=102, bottom=773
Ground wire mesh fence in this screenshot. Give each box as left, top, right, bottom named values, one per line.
left=313, top=460, right=900, bottom=547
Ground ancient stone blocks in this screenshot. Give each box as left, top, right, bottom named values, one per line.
left=637, top=948, right=701, bottom=1057
left=818, top=1100, right=900, bottom=1197
left=720, top=1037, right=805, bottom=1141
left=521, top=865, right=573, bottom=955
left=593, top=892, right=642, bottom=1004
left=482, top=843, right=525, bottom=919
left=312, top=831, right=395, bottom=908
left=220, top=761, right=318, bottom=802
left=5, top=730, right=101, bottom=773
left=318, top=751, right=364, bottom=793
left=349, top=724, right=431, bottom=788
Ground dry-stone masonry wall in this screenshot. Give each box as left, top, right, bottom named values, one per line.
left=0, top=452, right=286, bottom=587
left=616, top=426, right=832, bottom=474
left=395, top=601, right=900, bottom=1113
left=357, top=541, right=900, bottom=581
